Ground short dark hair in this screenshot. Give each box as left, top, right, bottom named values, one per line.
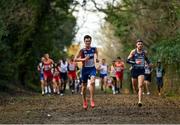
left=136, top=39, right=143, bottom=43
left=117, top=57, right=121, bottom=59
left=84, top=35, right=92, bottom=41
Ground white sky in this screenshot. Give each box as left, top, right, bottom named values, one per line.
left=72, top=0, right=110, bottom=48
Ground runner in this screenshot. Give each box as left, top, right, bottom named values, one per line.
left=109, top=60, right=117, bottom=94
left=155, top=60, right=165, bottom=96
left=144, top=61, right=152, bottom=95
left=97, top=59, right=108, bottom=93
left=74, top=35, right=99, bottom=110
left=43, top=53, right=54, bottom=95
left=59, top=58, right=68, bottom=95
left=107, top=76, right=116, bottom=94
left=52, top=63, right=61, bottom=95
left=68, top=55, right=78, bottom=94
left=115, top=57, right=125, bottom=93
left=37, top=57, right=45, bottom=95
left=127, top=39, right=151, bottom=107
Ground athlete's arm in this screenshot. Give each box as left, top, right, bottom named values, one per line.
left=126, top=50, right=136, bottom=64
left=37, top=64, right=40, bottom=71
left=74, top=49, right=89, bottom=62
left=95, top=48, right=99, bottom=63
left=121, top=62, right=125, bottom=70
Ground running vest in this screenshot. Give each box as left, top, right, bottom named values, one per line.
left=145, top=65, right=151, bottom=74
left=81, top=47, right=96, bottom=68
left=100, top=64, right=108, bottom=74
left=110, top=65, right=116, bottom=77
left=115, top=62, right=124, bottom=72
left=43, top=62, right=52, bottom=71
left=133, top=49, right=145, bottom=69
left=68, top=62, right=76, bottom=71
left=60, top=61, right=68, bottom=73
left=156, top=67, right=163, bottom=78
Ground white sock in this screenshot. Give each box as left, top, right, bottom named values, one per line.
left=112, top=85, right=115, bottom=92
left=53, top=88, right=56, bottom=93
left=42, top=89, right=44, bottom=93
left=48, top=86, right=51, bottom=93
left=45, top=87, right=48, bottom=93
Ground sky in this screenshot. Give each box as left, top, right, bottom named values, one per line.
left=72, top=0, right=110, bottom=48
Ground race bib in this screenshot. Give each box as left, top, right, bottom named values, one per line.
left=156, top=72, right=162, bottom=77
left=135, top=58, right=144, bottom=67
left=69, top=64, right=75, bottom=71
left=44, top=65, right=50, bottom=71
left=145, top=68, right=150, bottom=74
left=116, top=67, right=122, bottom=72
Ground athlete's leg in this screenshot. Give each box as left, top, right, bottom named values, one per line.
left=68, top=75, right=73, bottom=91
left=60, top=78, right=64, bottom=94
left=119, top=73, right=123, bottom=89
left=89, top=76, right=95, bottom=108
left=47, top=78, right=52, bottom=94
left=132, top=78, right=138, bottom=94
left=43, top=74, right=48, bottom=94
left=116, top=76, right=120, bottom=93
left=145, top=80, right=150, bottom=95
left=82, top=82, right=88, bottom=109
left=111, top=77, right=116, bottom=94
left=82, top=82, right=87, bottom=100
left=63, top=75, right=68, bottom=93
left=138, top=75, right=144, bottom=106
left=40, top=79, right=45, bottom=95
left=113, top=77, right=117, bottom=92
left=100, top=76, right=104, bottom=91
left=103, top=76, right=108, bottom=92
left=56, top=79, right=60, bottom=94
left=52, top=79, right=57, bottom=93
left=72, top=77, right=76, bottom=93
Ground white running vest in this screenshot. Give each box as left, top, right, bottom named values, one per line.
left=60, top=61, right=68, bottom=73
left=100, top=64, right=108, bottom=74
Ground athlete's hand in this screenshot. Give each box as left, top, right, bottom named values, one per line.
left=96, top=59, right=99, bottom=63
left=84, top=56, right=90, bottom=62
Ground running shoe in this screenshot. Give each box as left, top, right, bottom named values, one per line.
left=90, top=100, right=95, bottom=108
left=138, top=102, right=142, bottom=107
left=83, top=100, right=88, bottom=110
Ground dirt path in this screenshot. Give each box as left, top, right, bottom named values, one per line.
left=0, top=92, right=179, bottom=124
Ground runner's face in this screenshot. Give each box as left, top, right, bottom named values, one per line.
left=112, top=61, right=115, bottom=65
left=117, top=59, right=121, bottom=62
left=41, top=57, right=45, bottom=62
left=102, top=59, right=105, bottom=64
left=45, top=54, right=49, bottom=59
left=136, top=42, right=143, bottom=50
left=84, top=38, right=91, bottom=48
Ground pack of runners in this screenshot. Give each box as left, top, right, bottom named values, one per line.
left=37, top=35, right=165, bottom=109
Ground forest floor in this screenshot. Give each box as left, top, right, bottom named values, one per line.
left=0, top=89, right=180, bottom=124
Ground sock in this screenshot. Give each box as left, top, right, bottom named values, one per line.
left=45, top=87, right=48, bottom=93
left=48, top=86, right=51, bottom=93
left=112, top=86, right=115, bottom=93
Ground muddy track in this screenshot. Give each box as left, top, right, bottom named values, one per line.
left=0, top=92, right=179, bottom=124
